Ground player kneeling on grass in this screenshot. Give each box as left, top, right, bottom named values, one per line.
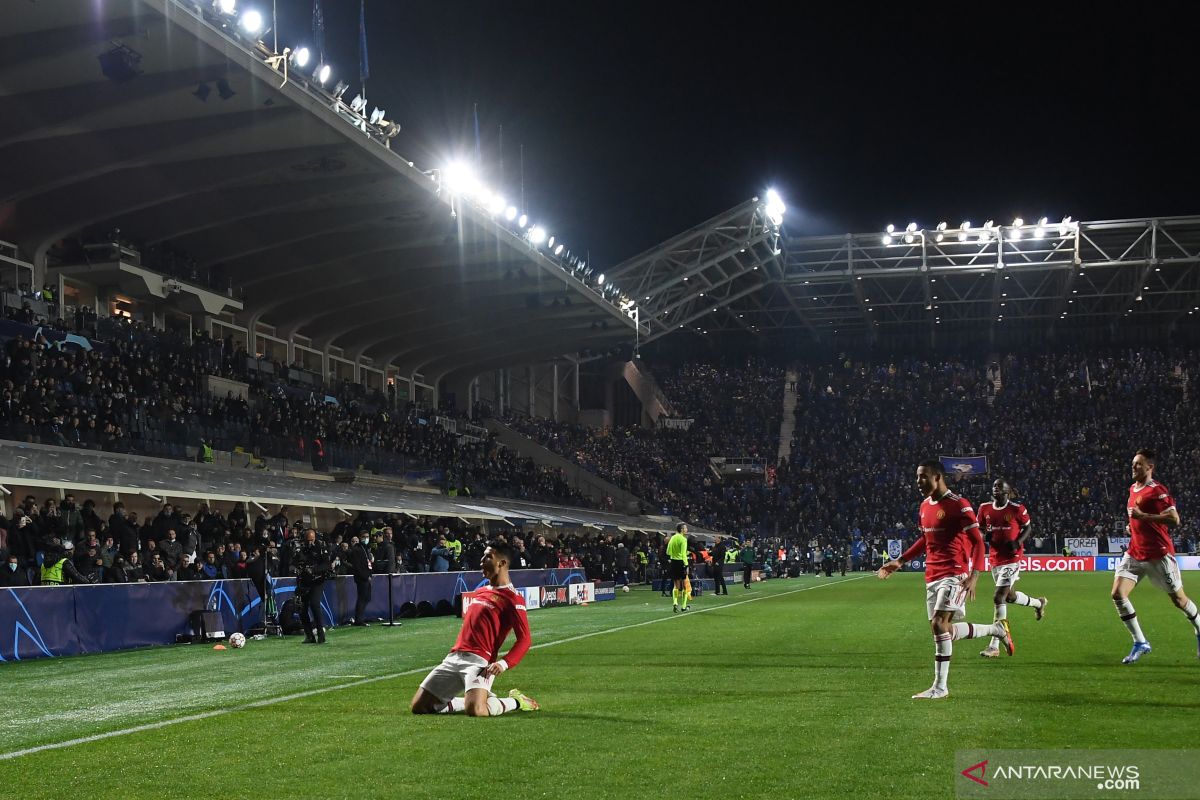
left=878, top=460, right=1013, bottom=700
left=411, top=543, right=539, bottom=716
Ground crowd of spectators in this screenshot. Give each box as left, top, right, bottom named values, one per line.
left=501, top=349, right=1200, bottom=559
left=503, top=359, right=784, bottom=532
left=0, top=316, right=590, bottom=507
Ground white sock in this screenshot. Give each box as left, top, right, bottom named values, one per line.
left=952, top=622, right=1002, bottom=640
left=1113, top=598, right=1147, bottom=643
left=988, top=603, right=1007, bottom=647
left=934, top=633, right=952, bottom=691
left=436, top=698, right=466, bottom=714
left=1013, top=591, right=1042, bottom=609
left=1181, top=600, right=1200, bottom=634
left=486, top=697, right=519, bottom=716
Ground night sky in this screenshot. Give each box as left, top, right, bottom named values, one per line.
left=270, top=1, right=1197, bottom=272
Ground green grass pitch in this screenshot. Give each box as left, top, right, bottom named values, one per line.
left=2, top=572, right=1198, bottom=799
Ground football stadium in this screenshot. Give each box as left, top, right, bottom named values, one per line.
left=2, top=2, right=1199, bottom=798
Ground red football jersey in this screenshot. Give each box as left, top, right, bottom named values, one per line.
left=1127, top=480, right=1177, bottom=561
left=979, top=501, right=1031, bottom=566
left=452, top=585, right=532, bottom=669
left=902, top=491, right=984, bottom=582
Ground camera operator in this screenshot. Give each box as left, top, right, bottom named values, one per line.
left=292, top=528, right=336, bottom=644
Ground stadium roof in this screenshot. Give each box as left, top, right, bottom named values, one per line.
left=0, top=440, right=707, bottom=536
left=0, top=0, right=640, bottom=382
left=615, top=210, right=1200, bottom=349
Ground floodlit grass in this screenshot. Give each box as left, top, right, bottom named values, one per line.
left=2, top=573, right=1198, bottom=798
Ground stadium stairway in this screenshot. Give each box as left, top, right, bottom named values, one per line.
left=776, top=369, right=799, bottom=464
left=483, top=419, right=650, bottom=515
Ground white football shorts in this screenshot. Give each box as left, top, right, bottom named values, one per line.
left=991, top=563, right=1021, bottom=588
left=925, top=574, right=969, bottom=621
left=1115, top=554, right=1184, bottom=594
left=419, top=651, right=495, bottom=702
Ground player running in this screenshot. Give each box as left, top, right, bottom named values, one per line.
left=410, top=543, right=539, bottom=716
left=878, top=460, right=1013, bottom=700
left=1112, top=449, right=1200, bottom=664
left=667, top=523, right=691, bottom=612
left=978, top=479, right=1047, bottom=658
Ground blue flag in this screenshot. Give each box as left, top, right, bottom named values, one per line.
left=939, top=455, right=989, bottom=477
left=312, top=0, right=325, bottom=64
left=358, top=0, right=370, bottom=83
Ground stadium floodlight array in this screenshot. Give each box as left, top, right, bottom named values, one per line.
left=432, top=159, right=637, bottom=321
left=881, top=215, right=1076, bottom=246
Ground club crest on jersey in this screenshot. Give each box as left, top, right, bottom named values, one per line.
left=936, top=509, right=946, bottom=520
left=1006, top=514, right=1012, bottom=522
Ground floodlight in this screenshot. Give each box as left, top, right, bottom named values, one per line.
left=369, top=107, right=386, bottom=125
left=906, top=222, right=918, bottom=232
left=331, top=80, right=348, bottom=99
left=443, top=161, right=480, bottom=197
left=1013, top=217, right=1024, bottom=228
left=936, top=221, right=948, bottom=231
left=547, top=236, right=555, bottom=249
left=350, top=94, right=367, bottom=113
left=216, top=0, right=236, bottom=14
left=239, top=9, right=263, bottom=34
left=505, top=206, right=517, bottom=221
left=882, top=234, right=893, bottom=245
left=885, top=223, right=895, bottom=234
left=764, top=189, right=786, bottom=225
left=517, top=214, right=528, bottom=228
left=529, top=226, right=546, bottom=244
left=904, top=233, right=915, bottom=244
left=292, top=47, right=311, bottom=68
left=314, top=64, right=331, bottom=84
left=487, top=194, right=507, bottom=216
left=554, top=244, right=564, bottom=256
left=597, top=273, right=605, bottom=285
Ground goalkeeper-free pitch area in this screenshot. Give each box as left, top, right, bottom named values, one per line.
left=1, top=573, right=1196, bottom=799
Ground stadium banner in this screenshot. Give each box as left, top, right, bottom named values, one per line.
left=1094, top=556, right=1119, bottom=571
left=568, top=582, right=596, bottom=604
left=902, top=558, right=925, bottom=572
left=1065, top=537, right=1098, bottom=556
left=540, top=586, right=569, bottom=608
left=1106, top=536, right=1131, bottom=553
left=939, top=455, right=988, bottom=477
left=0, top=568, right=585, bottom=661
left=887, top=539, right=904, bottom=560
left=981, top=555, right=1095, bottom=572
left=593, top=581, right=617, bottom=601
left=521, top=586, right=542, bottom=609
left=1175, top=556, right=1200, bottom=571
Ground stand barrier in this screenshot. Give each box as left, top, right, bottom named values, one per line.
left=0, top=568, right=587, bottom=661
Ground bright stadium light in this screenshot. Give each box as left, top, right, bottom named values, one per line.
left=216, top=0, right=236, bottom=14
left=314, top=64, right=331, bottom=84
left=597, top=273, right=605, bottom=285
left=239, top=9, right=263, bottom=34
left=1008, top=228, right=1022, bottom=241
left=547, top=236, right=555, bottom=249
left=554, top=243, right=564, bottom=256
left=1013, top=217, right=1024, bottom=228
left=936, top=222, right=948, bottom=231
left=292, top=47, right=311, bottom=68
left=882, top=234, right=893, bottom=245
left=906, top=222, right=918, bottom=232
left=442, top=161, right=480, bottom=197
left=505, top=206, right=517, bottom=221
left=529, top=226, right=546, bottom=244
left=765, top=189, right=786, bottom=226
left=885, top=223, right=895, bottom=234
left=487, top=194, right=507, bottom=216
left=517, top=214, right=528, bottom=228
left=1033, top=226, right=1045, bottom=239
left=935, top=232, right=944, bottom=243
left=904, top=233, right=915, bottom=244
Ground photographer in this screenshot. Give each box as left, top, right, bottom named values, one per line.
left=292, top=528, right=335, bottom=644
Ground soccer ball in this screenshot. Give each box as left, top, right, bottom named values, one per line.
left=621, top=585, right=631, bottom=593
left=228, top=633, right=246, bottom=649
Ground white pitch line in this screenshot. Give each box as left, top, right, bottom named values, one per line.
left=0, top=575, right=865, bottom=761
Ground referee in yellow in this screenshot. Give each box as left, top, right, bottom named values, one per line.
left=667, top=523, right=690, bottom=613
